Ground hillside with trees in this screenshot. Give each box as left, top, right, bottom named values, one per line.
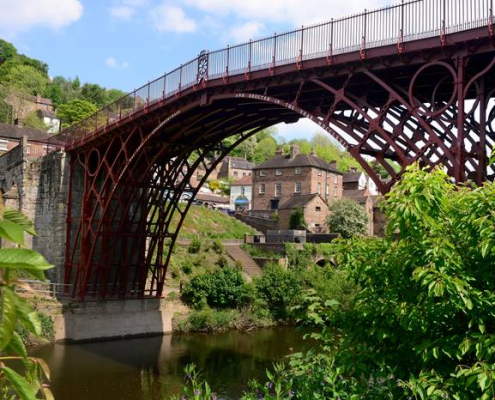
left=0, top=39, right=125, bottom=130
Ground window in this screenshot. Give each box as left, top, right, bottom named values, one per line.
left=326, top=185, right=329, bottom=196
left=275, top=183, right=282, bottom=197
left=259, top=183, right=266, bottom=194
left=259, top=170, right=266, bottom=177
left=318, top=170, right=322, bottom=176
left=295, top=181, right=302, bottom=194
left=234, top=171, right=238, bottom=178
left=275, top=169, right=282, bottom=176
left=26, top=144, right=31, bottom=156
left=0, top=140, right=8, bottom=152
left=317, top=182, right=322, bottom=194
left=295, top=167, right=302, bottom=175
left=315, top=206, right=321, bottom=212
left=334, top=186, right=338, bottom=197
left=242, top=172, right=246, bottom=177
left=333, top=174, right=338, bottom=184
left=241, top=186, right=245, bottom=196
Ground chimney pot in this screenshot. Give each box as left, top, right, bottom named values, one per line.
left=275, top=147, right=284, bottom=156
left=329, top=160, right=337, bottom=169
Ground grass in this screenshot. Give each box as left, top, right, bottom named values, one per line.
left=170, top=205, right=255, bottom=240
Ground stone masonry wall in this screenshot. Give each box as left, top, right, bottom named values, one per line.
left=0, top=139, right=70, bottom=283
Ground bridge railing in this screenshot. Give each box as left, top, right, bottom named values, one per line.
left=53, top=0, right=493, bottom=149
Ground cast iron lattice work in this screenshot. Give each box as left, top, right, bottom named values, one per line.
left=53, top=0, right=495, bottom=299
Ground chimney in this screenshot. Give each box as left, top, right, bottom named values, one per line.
left=289, top=144, right=299, bottom=159
left=275, top=147, right=284, bottom=156
left=329, top=160, right=337, bottom=170
left=310, top=148, right=316, bottom=156
left=349, top=167, right=358, bottom=172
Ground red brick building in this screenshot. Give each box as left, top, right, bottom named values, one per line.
left=0, top=123, right=52, bottom=156
left=252, top=145, right=343, bottom=232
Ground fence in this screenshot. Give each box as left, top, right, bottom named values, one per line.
left=54, top=0, right=493, bottom=148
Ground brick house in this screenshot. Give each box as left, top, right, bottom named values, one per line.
left=0, top=123, right=52, bottom=156
left=252, top=145, right=343, bottom=232
left=218, top=156, right=254, bottom=181
left=278, top=194, right=330, bottom=232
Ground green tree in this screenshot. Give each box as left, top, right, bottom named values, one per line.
left=80, top=83, right=108, bottom=107
left=56, top=98, right=97, bottom=127
left=0, top=64, right=48, bottom=96
left=327, top=198, right=368, bottom=238
left=0, top=40, right=17, bottom=64
left=106, top=88, right=126, bottom=104
left=0, top=200, right=53, bottom=399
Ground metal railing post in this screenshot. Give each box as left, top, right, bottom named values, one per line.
left=361, top=9, right=367, bottom=59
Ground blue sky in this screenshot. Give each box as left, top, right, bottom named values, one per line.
left=0, top=0, right=388, bottom=140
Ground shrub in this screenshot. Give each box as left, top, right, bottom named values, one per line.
left=188, top=237, right=202, bottom=254
left=181, top=268, right=248, bottom=309
left=327, top=198, right=368, bottom=238
left=254, top=263, right=303, bottom=321
left=210, top=239, right=224, bottom=254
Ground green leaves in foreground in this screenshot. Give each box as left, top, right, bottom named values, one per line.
left=0, top=202, right=53, bottom=399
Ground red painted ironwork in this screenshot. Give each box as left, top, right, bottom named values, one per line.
left=44, top=0, right=495, bottom=300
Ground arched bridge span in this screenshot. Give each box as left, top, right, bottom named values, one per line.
left=51, top=0, right=495, bottom=299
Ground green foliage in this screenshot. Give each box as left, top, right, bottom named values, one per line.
left=327, top=198, right=368, bottom=238
left=249, top=164, right=495, bottom=399
left=170, top=205, right=255, bottom=240
left=0, top=97, right=14, bottom=124
left=254, top=264, right=303, bottom=321
left=0, top=64, right=48, bottom=96
left=288, top=133, right=361, bottom=171
left=56, top=98, right=97, bottom=127
left=80, top=83, right=109, bottom=107
left=187, top=237, right=202, bottom=254
left=175, top=308, right=238, bottom=332
left=0, top=40, right=17, bottom=64
left=0, top=200, right=53, bottom=399
left=210, top=239, right=224, bottom=255
left=169, top=364, right=216, bottom=400
left=289, top=207, right=306, bottom=230
left=181, top=268, right=248, bottom=309
left=23, top=112, right=47, bottom=131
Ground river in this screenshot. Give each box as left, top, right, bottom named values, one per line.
left=31, top=327, right=312, bottom=400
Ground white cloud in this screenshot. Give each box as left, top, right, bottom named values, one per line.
left=109, top=0, right=147, bottom=19
left=109, top=6, right=135, bottom=19
left=184, top=0, right=388, bottom=26
left=105, top=57, right=129, bottom=68
left=226, top=21, right=264, bottom=43
left=0, top=0, right=83, bottom=36
left=106, top=57, right=118, bottom=68
left=151, top=5, right=197, bottom=33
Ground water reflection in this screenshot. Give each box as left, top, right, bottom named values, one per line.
left=31, top=327, right=311, bottom=400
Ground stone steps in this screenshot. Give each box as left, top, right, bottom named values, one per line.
left=224, top=245, right=263, bottom=277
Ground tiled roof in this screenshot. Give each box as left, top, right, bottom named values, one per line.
left=279, top=193, right=322, bottom=210
left=254, top=153, right=341, bottom=174
left=226, top=156, right=255, bottom=170
left=343, top=172, right=362, bottom=183
left=343, top=189, right=367, bottom=197
left=0, top=123, right=51, bottom=141
left=27, top=95, right=53, bottom=105
left=230, top=175, right=252, bottom=186
left=195, top=193, right=229, bottom=204
left=38, top=109, right=58, bottom=119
